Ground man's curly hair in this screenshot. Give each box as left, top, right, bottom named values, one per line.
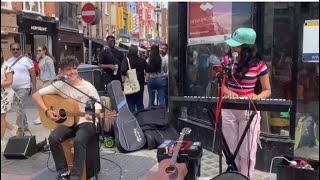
left=58, top=55, right=79, bottom=70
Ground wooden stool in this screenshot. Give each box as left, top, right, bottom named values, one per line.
left=61, top=136, right=101, bottom=179
left=62, top=138, right=86, bottom=180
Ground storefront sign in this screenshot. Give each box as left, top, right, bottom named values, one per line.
left=18, top=16, right=56, bottom=35
left=30, top=26, right=47, bottom=32
left=188, top=2, right=232, bottom=45
left=303, top=19, right=319, bottom=62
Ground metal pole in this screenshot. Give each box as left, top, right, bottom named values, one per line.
left=89, top=24, right=92, bottom=64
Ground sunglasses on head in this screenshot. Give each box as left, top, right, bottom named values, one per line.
left=11, top=48, right=20, bottom=51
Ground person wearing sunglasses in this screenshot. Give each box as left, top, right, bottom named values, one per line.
left=6, top=43, right=36, bottom=134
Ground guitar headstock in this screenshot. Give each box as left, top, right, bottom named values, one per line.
left=180, top=127, right=191, bottom=136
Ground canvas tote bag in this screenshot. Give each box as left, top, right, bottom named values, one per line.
left=123, top=57, right=140, bottom=95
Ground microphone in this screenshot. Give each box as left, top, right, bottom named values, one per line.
left=230, top=52, right=238, bottom=74
left=52, top=75, right=67, bottom=82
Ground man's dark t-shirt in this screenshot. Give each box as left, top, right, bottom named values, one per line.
left=99, top=48, right=124, bottom=84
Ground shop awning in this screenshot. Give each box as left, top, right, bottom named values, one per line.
left=84, top=37, right=107, bottom=48
left=119, top=42, right=147, bottom=52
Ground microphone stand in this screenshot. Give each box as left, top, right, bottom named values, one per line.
left=59, top=78, right=112, bottom=180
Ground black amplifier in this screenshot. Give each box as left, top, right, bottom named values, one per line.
left=157, top=140, right=202, bottom=180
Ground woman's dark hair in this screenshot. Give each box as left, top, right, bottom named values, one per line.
left=127, top=45, right=139, bottom=59
left=227, top=44, right=263, bottom=93
left=227, top=44, right=262, bottom=80
left=38, top=45, right=55, bottom=62
left=148, top=45, right=162, bottom=73
left=126, top=45, right=140, bottom=67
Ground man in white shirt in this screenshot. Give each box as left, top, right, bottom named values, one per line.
left=160, top=43, right=169, bottom=74
left=32, top=56, right=102, bottom=179
left=7, top=43, right=36, bottom=132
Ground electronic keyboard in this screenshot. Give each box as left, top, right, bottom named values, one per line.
left=170, top=96, right=292, bottom=112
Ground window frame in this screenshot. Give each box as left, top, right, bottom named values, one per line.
left=23, top=2, right=44, bottom=14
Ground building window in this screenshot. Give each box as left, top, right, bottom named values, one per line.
left=105, top=3, right=108, bottom=15
left=106, top=24, right=109, bottom=36
left=23, top=2, right=44, bottom=14
left=112, top=26, right=115, bottom=36
left=1, top=2, right=12, bottom=9
left=59, top=2, right=78, bottom=29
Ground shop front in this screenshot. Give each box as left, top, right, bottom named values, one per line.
left=17, top=12, right=57, bottom=60
left=168, top=2, right=319, bottom=170
left=54, top=30, right=83, bottom=64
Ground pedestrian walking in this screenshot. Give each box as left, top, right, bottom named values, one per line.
left=147, top=45, right=168, bottom=107
left=120, top=45, right=150, bottom=113
left=1, top=48, right=20, bottom=151
left=6, top=43, right=36, bottom=133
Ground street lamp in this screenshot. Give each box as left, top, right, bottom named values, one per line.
left=154, top=4, right=162, bottom=38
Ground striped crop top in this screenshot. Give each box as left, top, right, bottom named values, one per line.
left=223, top=55, right=268, bottom=95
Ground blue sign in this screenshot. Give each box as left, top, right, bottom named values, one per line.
left=155, top=36, right=160, bottom=45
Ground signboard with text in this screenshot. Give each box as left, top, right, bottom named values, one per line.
left=303, top=19, right=319, bottom=62
left=188, top=2, right=232, bottom=45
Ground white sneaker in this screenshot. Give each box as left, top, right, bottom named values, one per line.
left=33, top=118, right=42, bottom=125
left=1, top=140, right=6, bottom=153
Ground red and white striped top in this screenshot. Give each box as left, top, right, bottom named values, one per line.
left=223, top=55, right=268, bottom=95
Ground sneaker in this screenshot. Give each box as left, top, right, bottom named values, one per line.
left=56, top=170, right=70, bottom=180
left=1, top=140, right=6, bottom=153
left=10, top=125, right=19, bottom=136
left=33, top=118, right=42, bottom=125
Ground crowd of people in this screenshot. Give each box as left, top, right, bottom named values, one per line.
left=99, top=35, right=169, bottom=113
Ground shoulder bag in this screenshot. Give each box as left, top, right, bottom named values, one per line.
left=123, top=57, right=140, bottom=95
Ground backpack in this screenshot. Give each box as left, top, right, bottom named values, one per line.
left=135, top=106, right=179, bottom=149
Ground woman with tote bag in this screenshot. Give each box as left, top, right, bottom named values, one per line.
left=120, top=45, right=150, bottom=113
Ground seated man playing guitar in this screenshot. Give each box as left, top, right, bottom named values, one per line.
left=32, top=56, right=102, bottom=180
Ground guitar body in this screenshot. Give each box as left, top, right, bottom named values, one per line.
left=145, top=159, right=188, bottom=180
left=39, top=95, right=79, bottom=129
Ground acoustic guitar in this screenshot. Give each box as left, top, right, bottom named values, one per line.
left=145, top=127, right=191, bottom=180
left=38, top=95, right=117, bottom=129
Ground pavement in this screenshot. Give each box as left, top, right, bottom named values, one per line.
left=1, top=87, right=273, bottom=180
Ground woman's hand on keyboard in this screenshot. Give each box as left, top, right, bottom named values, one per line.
left=225, top=91, right=239, bottom=99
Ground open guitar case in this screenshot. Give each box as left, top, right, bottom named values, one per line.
left=134, top=106, right=179, bottom=150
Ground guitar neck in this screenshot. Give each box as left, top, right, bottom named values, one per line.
left=169, top=135, right=185, bottom=167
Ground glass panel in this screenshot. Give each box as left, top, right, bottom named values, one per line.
left=185, top=2, right=254, bottom=96
left=294, top=2, right=319, bottom=160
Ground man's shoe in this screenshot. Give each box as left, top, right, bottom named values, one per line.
left=56, top=170, right=70, bottom=180
left=33, top=118, right=42, bottom=125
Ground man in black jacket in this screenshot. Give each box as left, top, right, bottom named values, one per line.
left=99, top=35, right=124, bottom=86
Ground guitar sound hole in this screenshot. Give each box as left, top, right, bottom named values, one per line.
left=59, top=109, right=67, bottom=120
left=165, top=166, right=176, bottom=174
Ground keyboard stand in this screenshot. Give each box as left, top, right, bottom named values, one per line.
left=206, top=108, right=256, bottom=173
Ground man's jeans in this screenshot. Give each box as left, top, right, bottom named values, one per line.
left=13, top=88, right=30, bottom=131
left=48, top=123, right=96, bottom=177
